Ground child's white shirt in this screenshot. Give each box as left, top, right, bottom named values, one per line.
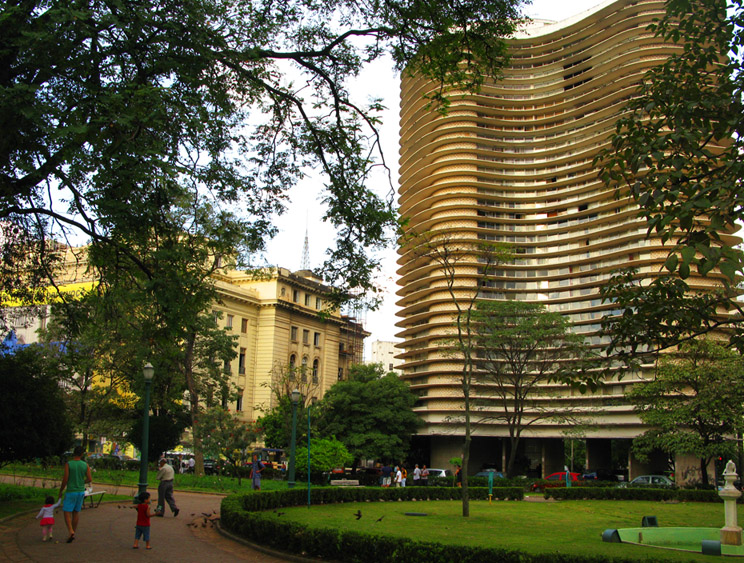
left=36, top=499, right=62, bottom=520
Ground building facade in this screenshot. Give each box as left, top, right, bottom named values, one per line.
left=396, top=0, right=738, bottom=478
left=5, top=248, right=368, bottom=427
left=369, top=340, right=403, bottom=374
left=211, top=267, right=368, bottom=420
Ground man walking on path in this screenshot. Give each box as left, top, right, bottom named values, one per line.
left=156, top=458, right=179, bottom=517
left=58, top=445, right=92, bottom=543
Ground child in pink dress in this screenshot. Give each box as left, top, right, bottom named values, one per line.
left=36, top=495, right=62, bottom=541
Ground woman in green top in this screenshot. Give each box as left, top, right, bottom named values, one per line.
left=59, top=446, right=92, bottom=543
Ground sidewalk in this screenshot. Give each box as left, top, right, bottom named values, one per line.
left=0, top=478, right=288, bottom=562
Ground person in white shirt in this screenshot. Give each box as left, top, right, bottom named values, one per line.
left=155, top=458, right=179, bottom=517
left=394, top=466, right=402, bottom=487
left=413, top=464, right=421, bottom=485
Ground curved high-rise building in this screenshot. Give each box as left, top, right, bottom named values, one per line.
left=396, top=0, right=737, bottom=478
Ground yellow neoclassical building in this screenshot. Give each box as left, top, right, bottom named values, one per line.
left=396, top=0, right=739, bottom=478
left=7, top=246, right=367, bottom=426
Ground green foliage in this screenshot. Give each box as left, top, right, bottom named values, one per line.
left=257, top=364, right=318, bottom=448
left=596, top=0, right=744, bottom=353
left=472, top=300, right=601, bottom=477
left=0, top=347, right=73, bottom=466
left=42, top=294, right=137, bottom=441
left=195, top=406, right=261, bottom=483
left=314, top=364, right=421, bottom=464
left=545, top=486, right=729, bottom=503
left=1, top=0, right=525, bottom=309
left=599, top=269, right=731, bottom=367
left=258, top=397, right=297, bottom=449
left=295, top=437, right=352, bottom=473
left=128, top=411, right=189, bottom=462
left=627, top=340, right=744, bottom=486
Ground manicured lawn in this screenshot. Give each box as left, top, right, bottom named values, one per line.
left=267, top=499, right=743, bottom=562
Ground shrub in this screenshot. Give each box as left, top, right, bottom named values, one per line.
left=544, top=486, right=731, bottom=502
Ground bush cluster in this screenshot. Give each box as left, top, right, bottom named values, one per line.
left=0, top=483, right=50, bottom=502
left=221, top=486, right=659, bottom=563
left=544, top=486, right=732, bottom=503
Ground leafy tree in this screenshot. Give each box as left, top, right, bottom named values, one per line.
left=295, top=437, right=353, bottom=474
left=401, top=230, right=511, bottom=516
left=1, top=0, right=525, bottom=307
left=628, top=339, right=744, bottom=486
left=315, top=364, right=420, bottom=467
left=596, top=0, right=744, bottom=355
left=0, top=346, right=73, bottom=466
left=472, top=300, right=601, bottom=478
left=42, top=294, right=137, bottom=447
left=196, top=406, right=262, bottom=485
left=257, top=363, right=320, bottom=448
left=128, top=411, right=190, bottom=465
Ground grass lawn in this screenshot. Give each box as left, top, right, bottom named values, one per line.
left=0, top=483, right=132, bottom=520
left=267, top=499, right=744, bottom=562
left=0, top=463, right=290, bottom=494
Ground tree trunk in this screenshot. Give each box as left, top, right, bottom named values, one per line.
left=700, top=457, right=710, bottom=486
left=461, top=379, right=471, bottom=517
left=183, top=333, right=205, bottom=476
left=506, top=434, right=521, bottom=478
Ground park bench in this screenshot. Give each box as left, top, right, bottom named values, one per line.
left=83, top=489, right=106, bottom=508
left=330, top=479, right=360, bottom=487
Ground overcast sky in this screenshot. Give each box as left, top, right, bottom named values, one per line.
left=262, top=0, right=608, bottom=356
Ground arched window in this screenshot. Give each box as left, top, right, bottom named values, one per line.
left=301, top=356, right=308, bottom=382
left=312, top=359, right=319, bottom=383
left=289, top=354, right=296, bottom=369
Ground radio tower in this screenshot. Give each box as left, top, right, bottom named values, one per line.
left=301, top=225, right=310, bottom=270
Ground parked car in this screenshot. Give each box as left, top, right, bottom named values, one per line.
left=427, top=468, right=452, bottom=479
left=473, top=470, right=505, bottom=479
left=581, top=469, right=620, bottom=482
left=624, top=474, right=675, bottom=488
left=530, top=472, right=581, bottom=492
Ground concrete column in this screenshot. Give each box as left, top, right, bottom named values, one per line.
left=675, top=453, right=715, bottom=487
left=628, top=449, right=668, bottom=480
left=586, top=438, right=612, bottom=471
left=542, top=438, right=565, bottom=477
left=429, top=435, right=463, bottom=469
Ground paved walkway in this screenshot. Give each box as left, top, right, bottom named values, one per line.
left=0, top=477, right=288, bottom=562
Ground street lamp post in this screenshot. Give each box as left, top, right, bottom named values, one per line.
left=137, top=362, right=155, bottom=497
left=307, top=402, right=312, bottom=508
left=287, top=389, right=301, bottom=489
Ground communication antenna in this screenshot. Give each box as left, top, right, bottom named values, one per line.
left=301, top=222, right=310, bottom=270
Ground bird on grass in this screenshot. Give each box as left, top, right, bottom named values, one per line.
left=354, top=510, right=362, bottom=520
left=375, top=516, right=384, bottom=523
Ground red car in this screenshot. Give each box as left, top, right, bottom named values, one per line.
left=531, top=472, right=581, bottom=492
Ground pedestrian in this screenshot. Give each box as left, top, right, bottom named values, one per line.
left=455, top=464, right=462, bottom=487
left=250, top=453, right=265, bottom=490
left=188, top=457, right=195, bottom=473
left=155, top=458, right=179, bottom=517
left=36, top=495, right=62, bottom=542
left=421, top=465, right=429, bottom=486
left=412, top=464, right=421, bottom=486
left=133, top=491, right=154, bottom=550
left=394, top=466, right=402, bottom=487
left=58, top=445, right=92, bottom=543
left=381, top=464, right=392, bottom=487
left=401, top=465, right=407, bottom=487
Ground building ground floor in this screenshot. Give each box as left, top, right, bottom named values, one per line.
left=410, top=435, right=719, bottom=487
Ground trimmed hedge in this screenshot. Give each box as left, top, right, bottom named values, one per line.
left=545, top=487, right=729, bottom=502
left=221, top=486, right=671, bottom=562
